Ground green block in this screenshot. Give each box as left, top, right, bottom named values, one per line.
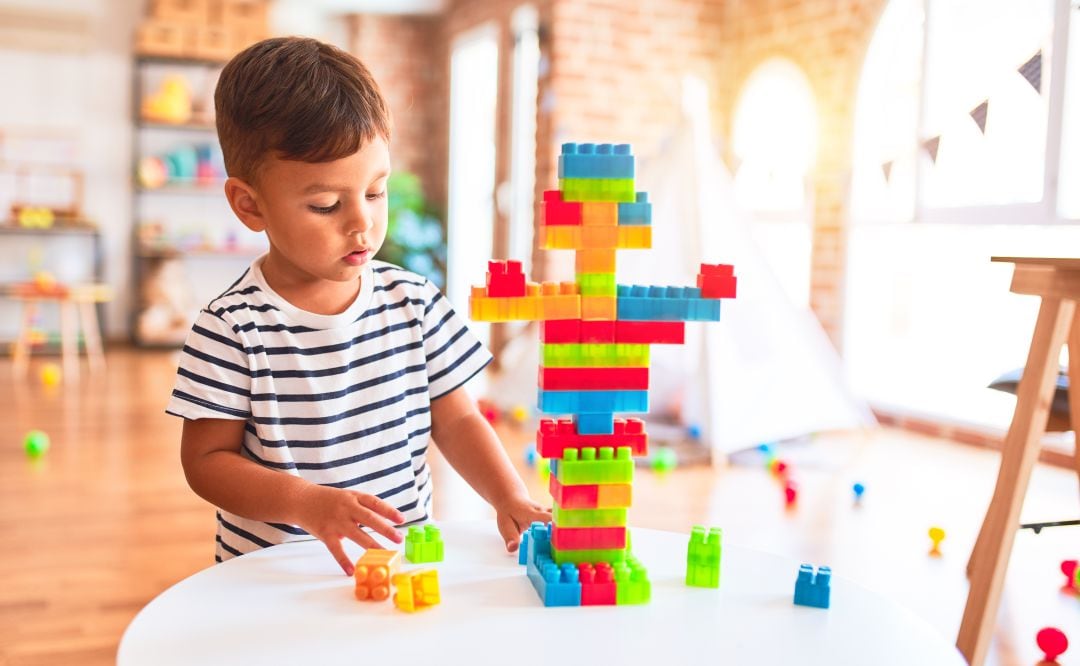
left=552, top=505, right=627, bottom=528
left=560, top=178, right=636, bottom=202
left=552, top=446, right=634, bottom=485
left=685, top=525, right=722, bottom=588
left=541, top=343, right=650, bottom=368
left=576, top=272, right=617, bottom=296
left=405, top=524, right=444, bottom=563
left=551, top=545, right=627, bottom=565
left=615, top=556, right=651, bottom=605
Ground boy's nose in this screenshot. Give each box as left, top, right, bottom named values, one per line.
left=346, top=207, right=374, bottom=235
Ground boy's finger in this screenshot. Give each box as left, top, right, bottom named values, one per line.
left=324, top=537, right=354, bottom=576
left=344, top=525, right=381, bottom=551
left=355, top=493, right=407, bottom=524
left=497, top=514, right=522, bottom=552
left=354, top=509, right=403, bottom=544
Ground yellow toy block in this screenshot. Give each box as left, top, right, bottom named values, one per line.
left=540, top=225, right=580, bottom=249
left=354, top=549, right=400, bottom=601
left=576, top=249, right=617, bottom=273
left=392, top=568, right=440, bottom=612
left=617, top=226, right=652, bottom=249
left=538, top=281, right=581, bottom=319
left=582, top=202, right=618, bottom=226
left=581, top=296, right=617, bottom=320
left=581, top=226, right=620, bottom=249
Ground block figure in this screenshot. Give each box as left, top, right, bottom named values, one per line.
left=392, top=568, right=440, bottom=612
left=354, top=549, right=400, bottom=601
left=793, top=564, right=831, bottom=609
left=404, top=524, right=444, bottom=564
left=686, top=525, right=722, bottom=588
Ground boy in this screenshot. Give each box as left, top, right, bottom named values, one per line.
left=167, top=36, right=549, bottom=575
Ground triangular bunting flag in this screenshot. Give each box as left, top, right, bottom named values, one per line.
left=969, top=100, right=989, bottom=134
left=922, top=136, right=941, bottom=163
left=881, top=160, right=893, bottom=182
left=1017, top=51, right=1042, bottom=93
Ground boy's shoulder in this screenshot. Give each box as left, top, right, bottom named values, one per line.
left=201, top=264, right=268, bottom=321
left=369, top=260, right=437, bottom=298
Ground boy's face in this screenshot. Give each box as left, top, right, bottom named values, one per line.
left=229, top=137, right=391, bottom=290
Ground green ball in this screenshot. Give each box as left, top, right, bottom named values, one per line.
left=651, top=447, right=677, bottom=473
left=24, top=430, right=50, bottom=458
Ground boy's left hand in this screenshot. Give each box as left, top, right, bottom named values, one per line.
left=495, top=495, right=552, bottom=553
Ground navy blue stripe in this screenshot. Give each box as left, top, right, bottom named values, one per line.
left=215, top=534, right=243, bottom=559
left=324, top=459, right=413, bottom=489
left=250, top=363, right=425, bottom=406
left=214, top=302, right=280, bottom=317
left=219, top=515, right=275, bottom=549
left=375, top=277, right=425, bottom=292
left=425, top=325, right=469, bottom=363
left=424, top=290, right=443, bottom=315
left=430, top=347, right=491, bottom=400
left=262, top=319, right=422, bottom=358
left=376, top=478, right=419, bottom=500
left=429, top=340, right=482, bottom=384
left=249, top=404, right=430, bottom=446
left=207, top=268, right=251, bottom=310
left=234, top=321, right=318, bottom=335
left=191, top=322, right=246, bottom=354
left=266, top=522, right=309, bottom=536
left=171, top=389, right=249, bottom=418
left=181, top=344, right=261, bottom=378
left=422, top=307, right=454, bottom=341
left=178, top=367, right=251, bottom=398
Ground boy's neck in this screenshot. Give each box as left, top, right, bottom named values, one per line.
left=260, top=252, right=362, bottom=316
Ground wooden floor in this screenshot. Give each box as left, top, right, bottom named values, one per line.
left=1, top=349, right=1078, bottom=666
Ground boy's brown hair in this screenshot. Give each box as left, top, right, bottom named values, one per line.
left=215, top=36, right=391, bottom=182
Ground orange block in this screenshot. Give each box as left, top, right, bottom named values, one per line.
left=581, top=296, right=616, bottom=320
left=575, top=249, right=617, bottom=273
left=617, top=225, right=652, bottom=249
left=581, top=226, right=619, bottom=249
left=354, top=549, right=400, bottom=601
left=582, top=202, right=618, bottom=226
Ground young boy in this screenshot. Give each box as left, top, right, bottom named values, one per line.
left=167, top=36, right=549, bottom=575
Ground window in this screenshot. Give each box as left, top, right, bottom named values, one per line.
left=507, top=5, right=540, bottom=275
left=1059, top=3, right=1080, bottom=219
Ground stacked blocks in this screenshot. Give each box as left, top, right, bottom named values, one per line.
left=354, top=549, right=400, bottom=601
left=405, top=524, right=444, bottom=564
left=686, top=526, right=722, bottom=588
left=392, top=569, right=440, bottom=612
left=467, top=141, right=737, bottom=607
left=794, top=564, right=831, bottom=609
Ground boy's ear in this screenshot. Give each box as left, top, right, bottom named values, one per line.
left=224, top=177, right=266, bottom=232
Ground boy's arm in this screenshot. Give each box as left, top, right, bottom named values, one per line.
left=180, top=418, right=404, bottom=574
left=430, top=387, right=551, bottom=552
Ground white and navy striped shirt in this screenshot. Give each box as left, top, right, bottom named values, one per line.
left=166, top=257, right=492, bottom=562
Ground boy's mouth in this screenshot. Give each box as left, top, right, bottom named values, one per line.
left=343, top=249, right=372, bottom=266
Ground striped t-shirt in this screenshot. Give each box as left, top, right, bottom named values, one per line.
left=166, top=257, right=492, bottom=562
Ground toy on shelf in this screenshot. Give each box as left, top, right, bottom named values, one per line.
left=353, top=549, right=400, bottom=601
left=471, top=142, right=737, bottom=607
left=685, top=525, right=722, bottom=588
left=793, top=563, right=831, bottom=609
left=404, top=525, right=444, bottom=564
left=141, top=75, right=193, bottom=125
left=1036, top=627, right=1068, bottom=663
left=23, top=430, right=50, bottom=458
left=138, top=142, right=225, bottom=189
left=392, top=569, right=440, bottom=612
left=17, top=207, right=55, bottom=229
left=783, top=481, right=798, bottom=509
left=928, top=526, right=945, bottom=557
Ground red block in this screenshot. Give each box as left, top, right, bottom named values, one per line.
left=581, top=320, right=616, bottom=343
left=543, top=190, right=582, bottom=226
left=486, top=260, right=526, bottom=297
left=578, top=562, right=616, bottom=605
left=614, top=321, right=685, bottom=344
left=700, top=263, right=734, bottom=277
left=550, top=476, right=633, bottom=509
left=536, top=417, right=648, bottom=458
left=540, top=319, right=581, bottom=343
left=538, top=367, right=649, bottom=391
left=551, top=525, right=626, bottom=550
left=697, top=263, right=737, bottom=299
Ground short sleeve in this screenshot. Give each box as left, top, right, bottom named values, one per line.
left=166, top=309, right=253, bottom=420
left=421, top=280, right=493, bottom=399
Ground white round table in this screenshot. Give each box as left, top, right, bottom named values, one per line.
left=119, top=521, right=965, bottom=665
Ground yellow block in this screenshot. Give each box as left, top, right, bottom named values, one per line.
left=582, top=202, right=618, bottom=226
left=392, top=568, right=441, bottom=612
left=575, top=249, right=617, bottom=273
left=617, top=226, right=652, bottom=249
left=581, top=226, right=619, bottom=249
left=581, top=296, right=616, bottom=320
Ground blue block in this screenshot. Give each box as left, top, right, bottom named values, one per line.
left=537, top=389, right=649, bottom=414
left=616, top=284, right=722, bottom=322
left=618, top=192, right=652, bottom=225
left=519, top=530, right=531, bottom=565
left=524, top=523, right=581, bottom=607
left=577, top=413, right=615, bottom=435
left=793, top=564, right=831, bottom=609
left=558, top=142, right=635, bottom=179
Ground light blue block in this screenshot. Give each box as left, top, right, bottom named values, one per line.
left=794, top=564, right=831, bottom=609
left=616, top=284, right=722, bottom=322
left=577, top=413, right=615, bottom=435
left=537, top=389, right=649, bottom=414
left=559, top=142, right=635, bottom=179
left=525, top=523, right=581, bottom=607
left=618, top=192, right=652, bottom=225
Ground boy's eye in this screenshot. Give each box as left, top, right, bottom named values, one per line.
left=366, top=191, right=387, bottom=201
left=308, top=202, right=340, bottom=214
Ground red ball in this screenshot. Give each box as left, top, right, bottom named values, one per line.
left=784, top=482, right=798, bottom=506
left=1036, top=627, right=1068, bottom=661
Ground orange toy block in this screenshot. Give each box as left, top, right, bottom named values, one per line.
left=576, top=249, right=617, bottom=273
left=581, top=226, right=620, bottom=249
left=582, top=202, right=618, bottom=226
left=539, top=281, right=582, bottom=319
left=354, top=549, right=401, bottom=601
left=392, top=568, right=440, bottom=612
left=540, top=225, right=580, bottom=249
left=581, top=296, right=617, bottom=320
left=617, top=226, right=652, bottom=249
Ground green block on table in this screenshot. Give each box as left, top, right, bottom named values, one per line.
left=551, top=446, right=634, bottom=485
left=551, top=545, right=628, bottom=565
left=560, top=178, right=636, bottom=202
left=542, top=343, right=650, bottom=368
left=405, top=524, right=444, bottom=564
left=552, top=505, right=627, bottom=528
left=685, top=525, right=722, bottom=588
left=615, top=556, right=651, bottom=604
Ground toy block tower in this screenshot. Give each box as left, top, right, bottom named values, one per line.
left=470, top=142, right=738, bottom=607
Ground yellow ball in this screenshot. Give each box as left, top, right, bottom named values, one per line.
left=510, top=405, right=529, bottom=423
left=40, top=363, right=61, bottom=387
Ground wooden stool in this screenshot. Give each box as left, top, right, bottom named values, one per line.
left=958, top=257, right=1080, bottom=665
left=10, top=283, right=111, bottom=382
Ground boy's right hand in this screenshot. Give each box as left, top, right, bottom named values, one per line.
left=295, top=484, right=405, bottom=576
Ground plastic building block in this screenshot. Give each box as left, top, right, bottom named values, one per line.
left=1036, top=627, right=1069, bottom=663
left=541, top=343, right=650, bottom=368
left=559, top=177, right=636, bottom=202
left=543, top=190, right=582, bottom=226
left=404, top=524, right=444, bottom=564
left=575, top=249, right=617, bottom=273
left=553, top=505, right=627, bottom=528
left=1062, top=560, right=1078, bottom=592
left=577, top=272, right=616, bottom=296
left=582, top=201, right=619, bottom=226
left=616, top=225, right=652, bottom=249
left=486, top=260, right=526, bottom=297
left=581, top=295, right=617, bottom=319
left=578, top=562, right=617, bottom=605
left=540, top=319, right=582, bottom=343
left=540, top=225, right=652, bottom=250
left=651, top=447, right=677, bottom=473
left=576, top=412, right=614, bottom=435
left=519, top=529, right=531, bottom=565
left=550, top=545, right=627, bottom=566
left=538, top=367, right=649, bottom=391
left=616, top=285, right=721, bottom=322
left=524, top=526, right=582, bottom=607
left=617, top=192, right=651, bottom=225
left=581, top=226, right=620, bottom=249
left=614, top=321, right=685, bottom=344
left=697, top=263, right=737, bottom=299
left=558, top=143, right=634, bottom=180
left=551, top=525, right=626, bottom=550
left=686, top=525, right=722, bottom=588
left=928, top=526, right=945, bottom=556
left=354, top=549, right=401, bottom=601
left=537, top=388, right=648, bottom=414
left=794, top=564, right=831, bottom=609
left=549, top=475, right=633, bottom=509
left=392, top=568, right=440, bottom=612
left=550, top=446, right=634, bottom=485
left=614, top=556, right=651, bottom=605
left=537, top=417, right=648, bottom=458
